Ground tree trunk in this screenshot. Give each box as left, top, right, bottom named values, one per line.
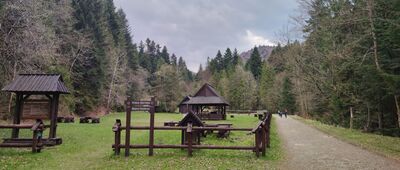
left=395, top=95, right=400, bottom=128
left=378, top=112, right=383, bottom=129
left=106, top=53, right=122, bottom=112
left=367, top=0, right=381, bottom=71
left=349, top=107, right=354, bottom=129
left=366, top=104, right=371, bottom=130
left=8, top=62, right=18, bottom=114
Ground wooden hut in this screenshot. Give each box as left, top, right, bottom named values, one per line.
left=178, top=112, right=204, bottom=145
left=1, top=74, right=69, bottom=145
left=178, top=96, right=192, bottom=113
left=178, top=83, right=229, bottom=120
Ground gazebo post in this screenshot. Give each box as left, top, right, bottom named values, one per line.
left=11, top=93, right=23, bottom=138
left=49, top=93, right=59, bottom=138
left=222, top=106, right=224, bottom=120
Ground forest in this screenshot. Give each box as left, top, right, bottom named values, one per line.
left=0, top=0, right=399, bottom=134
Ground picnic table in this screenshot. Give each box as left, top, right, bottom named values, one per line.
left=163, top=121, right=179, bottom=126
left=204, top=123, right=233, bottom=138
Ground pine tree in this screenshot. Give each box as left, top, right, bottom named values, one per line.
left=223, top=48, right=233, bottom=69
left=280, top=77, right=296, bottom=113
left=170, top=53, right=177, bottom=66
left=245, top=46, right=262, bottom=80
left=232, top=48, right=240, bottom=67
left=160, top=46, right=170, bottom=64
left=259, top=62, right=275, bottom=109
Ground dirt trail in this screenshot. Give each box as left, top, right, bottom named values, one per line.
left=275, top=115, right=400, bottom=170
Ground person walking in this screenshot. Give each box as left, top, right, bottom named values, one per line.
left=278, top=110, right=282, bottom=118
left=283, top=109, right=288, bottom=118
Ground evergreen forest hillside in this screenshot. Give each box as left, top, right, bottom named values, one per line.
left=0, top=0, right=399, bottom=134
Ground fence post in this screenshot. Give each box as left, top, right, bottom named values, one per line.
left=32, top=129, right=38, bottom=153
left=261, top=122, right=267, bottom=156
left=187, top=123, right=193, bottom=157
left=113, top=119, right=122, bottom=155
left=267, top=113, right=271, bottom=148
left=149, top=97, right=155, bottom=156
left=255, top=128, right=260, bottom=157
left=181, top=130, right=185, bottom=150
left=125, top=96, right=132, bottom=157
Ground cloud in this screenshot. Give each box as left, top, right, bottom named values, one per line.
left=244, top=30, right=276, bottom=47
left=113, top=0, right=298, bottom=72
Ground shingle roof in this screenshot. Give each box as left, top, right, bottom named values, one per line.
left=177, top=95, right=192, bottom=106
left=180, top=83, right=229, bottom=106
left=183, top=96, right=229, bottom=105
left=178, top=112, right=204, bottom=126
left=2, top=74, right=69, bottom=94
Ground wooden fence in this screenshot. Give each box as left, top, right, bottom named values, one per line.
left=0, top=120, right=46, bottom=153
left=112, top=96, right=272, bottom=157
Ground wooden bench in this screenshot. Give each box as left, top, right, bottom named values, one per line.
left=64, top=117, right=75, bottom=123
left=216, top=124, right=232, bottom=138
left=164, top=121, right=178, bottom=126
left=57, top=117, right=64, bottom=123
left=204, top=123, right=233, bottom=138
left=0, top=121, right=46, bottom=153
left=80, top=117, right=100, bottom=123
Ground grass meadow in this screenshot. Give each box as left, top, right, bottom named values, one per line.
left=0, top=112, right=282, bottom=170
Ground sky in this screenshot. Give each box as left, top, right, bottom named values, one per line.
left=113, top=0, right=299, bottom=72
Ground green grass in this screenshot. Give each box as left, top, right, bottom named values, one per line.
left=0, top=113, right=282, bottom=170
left=293, top=115, right=400, bottom=161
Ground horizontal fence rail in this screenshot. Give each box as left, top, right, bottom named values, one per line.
left=0, top=120, right=46, bottom=153
left=112, top=97, right=272, bottom=158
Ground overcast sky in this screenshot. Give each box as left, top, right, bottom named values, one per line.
left=113, top=0, right=299, bottom=71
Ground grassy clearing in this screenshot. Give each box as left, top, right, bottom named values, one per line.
left=0, top=113, right=282, bottom=170
left=293, top=115, right=400, bottom=161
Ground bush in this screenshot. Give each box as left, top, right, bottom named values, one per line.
left=373, top=128, right=400, bottom=137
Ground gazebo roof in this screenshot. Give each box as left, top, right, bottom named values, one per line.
left=180, top=83, right=229, bottom=106
left=178, top=112, right=204, bottom=127
left=2, top=74, right=69, bottom=94
left=183, top=96, right=229, bottom=105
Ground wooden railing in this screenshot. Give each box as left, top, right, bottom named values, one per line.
left=112, top=100, right=272, bottom=157
left=0, top=120, right=46, bottom=153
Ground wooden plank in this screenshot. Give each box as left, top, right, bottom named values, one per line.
left=192, top=145, right=255, bottom=150
left=113, top=144, right=188, bottom=149
left=187, top=123, right=193, bottom=156
left=132, top=108, right=150, bottom=111
left=255, top=130, right=260, bottom=157
left=261, top=126, right=266, bottom=156
left=112, top=144, right=255, bottom=150
left=0, top=143, right=33, bottom=147
left=148, top=97, right=155, bottom=156
left=0, top=124, right=34, bottom=129
left=113, top=119, right=121, bottom=155
left=132, top=104, right=152, bottom=108
left=251, top=121, right=263, bottom=133
left=121, top=126, right=253, bottom=131
left=131, top=101, right=152, bottom=105
left=125, top=97, right=132, bottom=157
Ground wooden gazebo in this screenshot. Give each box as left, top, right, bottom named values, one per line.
left=178, top=83, right=229, bottom=120
left=1, top=74, right=69, bottom=145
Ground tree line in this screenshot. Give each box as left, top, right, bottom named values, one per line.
left=265, top=0, right=400, bottom=132
left=1, top=0, right=399, bottom=134
left=203, top=0, right=399, bottom=134
left=0, top=0, right=193, bottom=117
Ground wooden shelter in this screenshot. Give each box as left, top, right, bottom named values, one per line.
left=1, top=74, right=69, bottom=144
left=178, top=83, right=229, bottom=120
left=178, top=96, right=192, bottom=113
left=178, top=112, right=204, bottom=145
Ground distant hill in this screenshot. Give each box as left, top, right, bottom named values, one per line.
left=239, top=45, right=275, bottom=62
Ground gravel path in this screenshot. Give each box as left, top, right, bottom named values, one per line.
left=275, top=115, right=400, bottom=170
